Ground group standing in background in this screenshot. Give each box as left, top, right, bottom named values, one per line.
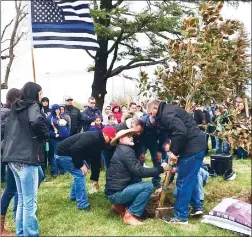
left=1, top=81, right=251, bottom=236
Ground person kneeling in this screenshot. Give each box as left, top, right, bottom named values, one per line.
left=105, top=129, right=169, bottom=226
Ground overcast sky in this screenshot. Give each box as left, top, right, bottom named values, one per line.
left=1, top=1, right=251, bottom=106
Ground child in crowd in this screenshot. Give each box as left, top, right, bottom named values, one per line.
left=112, top=104, right=122, bottom=123
left=107, top=114, right=117, bottom=126
left=89, top=116, right=104, bottom=132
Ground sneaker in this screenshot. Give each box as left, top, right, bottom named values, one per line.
left=163, top=216, right=188, bottom=224
left=190, top=210, right=203, bottom=216
left=78, top=205, right=91, bottom=211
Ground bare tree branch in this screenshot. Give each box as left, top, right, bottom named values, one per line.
left=104, top=29, right=124, bottom=78
left=85, top=49, right=96, bottom=60
left=1, top=47, right=10, bottom=54
left=107, top=29, right=124, bottom=55
left=109, top=58, right=167, bottom=78
left=1, top=19, right=14, bottom=41
left=1, top=39, right=11, bottom=44
left=112, top=0, right=124, bottom=9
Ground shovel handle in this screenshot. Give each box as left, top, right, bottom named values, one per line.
left=158, top=159, right=176, bottom=208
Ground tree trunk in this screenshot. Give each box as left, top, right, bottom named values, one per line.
left=91, top=39, right=109, bottom=110
left=91, top=0, right=112, bottom=111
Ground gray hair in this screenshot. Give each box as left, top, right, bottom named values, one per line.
left=147, top=99, right=161, bottom=110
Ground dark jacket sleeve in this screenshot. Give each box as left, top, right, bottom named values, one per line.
left=27, top=104, right=50, bottom=140
left=161, top=110, right=187, bottom=156
left=69, top=137, right=91, bottom=169
left=82, top=110, right=96, bottom=124
left=77, top=109, right=83, bottom=133
left=122, top=149, right=164, bottom=178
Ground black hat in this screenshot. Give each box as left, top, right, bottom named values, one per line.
left=223, top=169, right=236, bottom=181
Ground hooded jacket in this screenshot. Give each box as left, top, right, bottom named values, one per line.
left=105, top=144, right=164, bottom=196
left=47, top=104, right=70, bottom=140
left=1, top=106, right=11, bottom=141
left=156, top=102, right=206, bottom=157
left=2, top=82, right=50, bottom=165
left=112, top=104, right=122, bottom=123
left=41, top=97, right=51, bottom=116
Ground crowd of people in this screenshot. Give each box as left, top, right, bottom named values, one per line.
left=1, top=82, right=250, bottom=236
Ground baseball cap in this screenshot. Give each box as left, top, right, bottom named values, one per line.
left=102, top=126, right=116, bottom=140
left=65, top=96, right=73, bottom=101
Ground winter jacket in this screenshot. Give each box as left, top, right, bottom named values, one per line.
left=155, top=102, right=206, bottom=157
left=1, top=107, right=11, bottom=141
left=2, top=100, right=50, bottom=165
left=82, top=106, right=102, bottom=131
left=112, top=104, right=122, bottom=123
left=105, top=144, right=164, bottom=196
left=41, top=97, right=51, bottom=117
left=55, top=131, right=106, bottom=169
left=47, top=104, right=70, bottom=140
left=89, top=124, right=104, bottom=132
left=64, top=105, right=83, bottom=135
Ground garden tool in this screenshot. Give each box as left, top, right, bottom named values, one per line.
left=155, top=157, right=176, bottom=219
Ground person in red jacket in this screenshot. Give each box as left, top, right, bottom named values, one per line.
left=112, top=104, right=122, bottom=123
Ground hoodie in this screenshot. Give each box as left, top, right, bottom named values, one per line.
left=112, top=104, right=122, bottom=123
left=47, top=104, right=70, bottom=140
left=41, top=97, right=51, bottom=115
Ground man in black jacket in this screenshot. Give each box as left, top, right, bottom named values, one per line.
left=147, top=99, right=206, bottom=224
left=105, top=129, right=169, bottom=226
left=64, top=96, right=83, bottom=135
left=54, top=126, right=116, bottom=210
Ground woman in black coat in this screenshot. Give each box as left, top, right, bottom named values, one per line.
left=2, top=82, right=49, bottom=237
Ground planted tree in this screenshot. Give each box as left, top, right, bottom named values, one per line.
left=138, top=1, right=251, bottom=112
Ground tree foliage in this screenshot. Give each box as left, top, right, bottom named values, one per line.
left=138, top=1, right=251, bottom=112
left=88, top=0, right=194, bottom=109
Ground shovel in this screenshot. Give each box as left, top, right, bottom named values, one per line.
left=155, top=157, right=176, bottom=219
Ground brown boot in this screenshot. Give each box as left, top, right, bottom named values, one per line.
left=111, top=204, right=125, bottom=217
left=1, top=215, right=15, bottom=236
left=123, top=210, right=144, bottom=226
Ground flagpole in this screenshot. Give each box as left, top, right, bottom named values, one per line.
left=31, top=48, right=36, bottom=83
left=28, top=1, right=36, bottom=83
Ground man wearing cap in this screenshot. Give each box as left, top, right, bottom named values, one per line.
left=54, top=126, right=116, bottom=210
left=64, top=96, right=83, bottom=135
left=147, top=99, right=206, bottom=224
left=105, top=129, right=169, bottom=226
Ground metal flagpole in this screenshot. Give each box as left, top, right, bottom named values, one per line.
left=28, top=1, right=36, bottom=83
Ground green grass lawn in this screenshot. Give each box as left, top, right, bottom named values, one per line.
left=2, top=155, right=251, bottom=236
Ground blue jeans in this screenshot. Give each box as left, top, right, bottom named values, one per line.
left=1, top=162, right=6, bottom=182
left=174, top=150, right=205, bottom=221
left=9, top=163, right=39, bottom=237
left=108, top=182, right=153, bottom=217
left=55, top=155, right=90, bottom=209
left=216, top=138, right=230, bottom=155
left=237, top=147, right=248, bottom=159
left=143, top=142, right=161, bottom=187
left=173, top=167, right=209, bottom=202
left=1, top=166, right=44, bottom=220
left=49, top=139, right=66, bottom=176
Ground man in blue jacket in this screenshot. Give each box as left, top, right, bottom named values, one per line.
left=82, top=97, right=102, bottom=131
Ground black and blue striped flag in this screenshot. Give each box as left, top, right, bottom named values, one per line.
left=30, top=0, right=99, bottom=51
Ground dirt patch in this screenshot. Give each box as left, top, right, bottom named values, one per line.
left=145, top=194, right=173, bottom=218
left=231, top=189, right=252, bottom=204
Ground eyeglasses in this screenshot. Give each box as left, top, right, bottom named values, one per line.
left=90, top=102, right=95, bottom=104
